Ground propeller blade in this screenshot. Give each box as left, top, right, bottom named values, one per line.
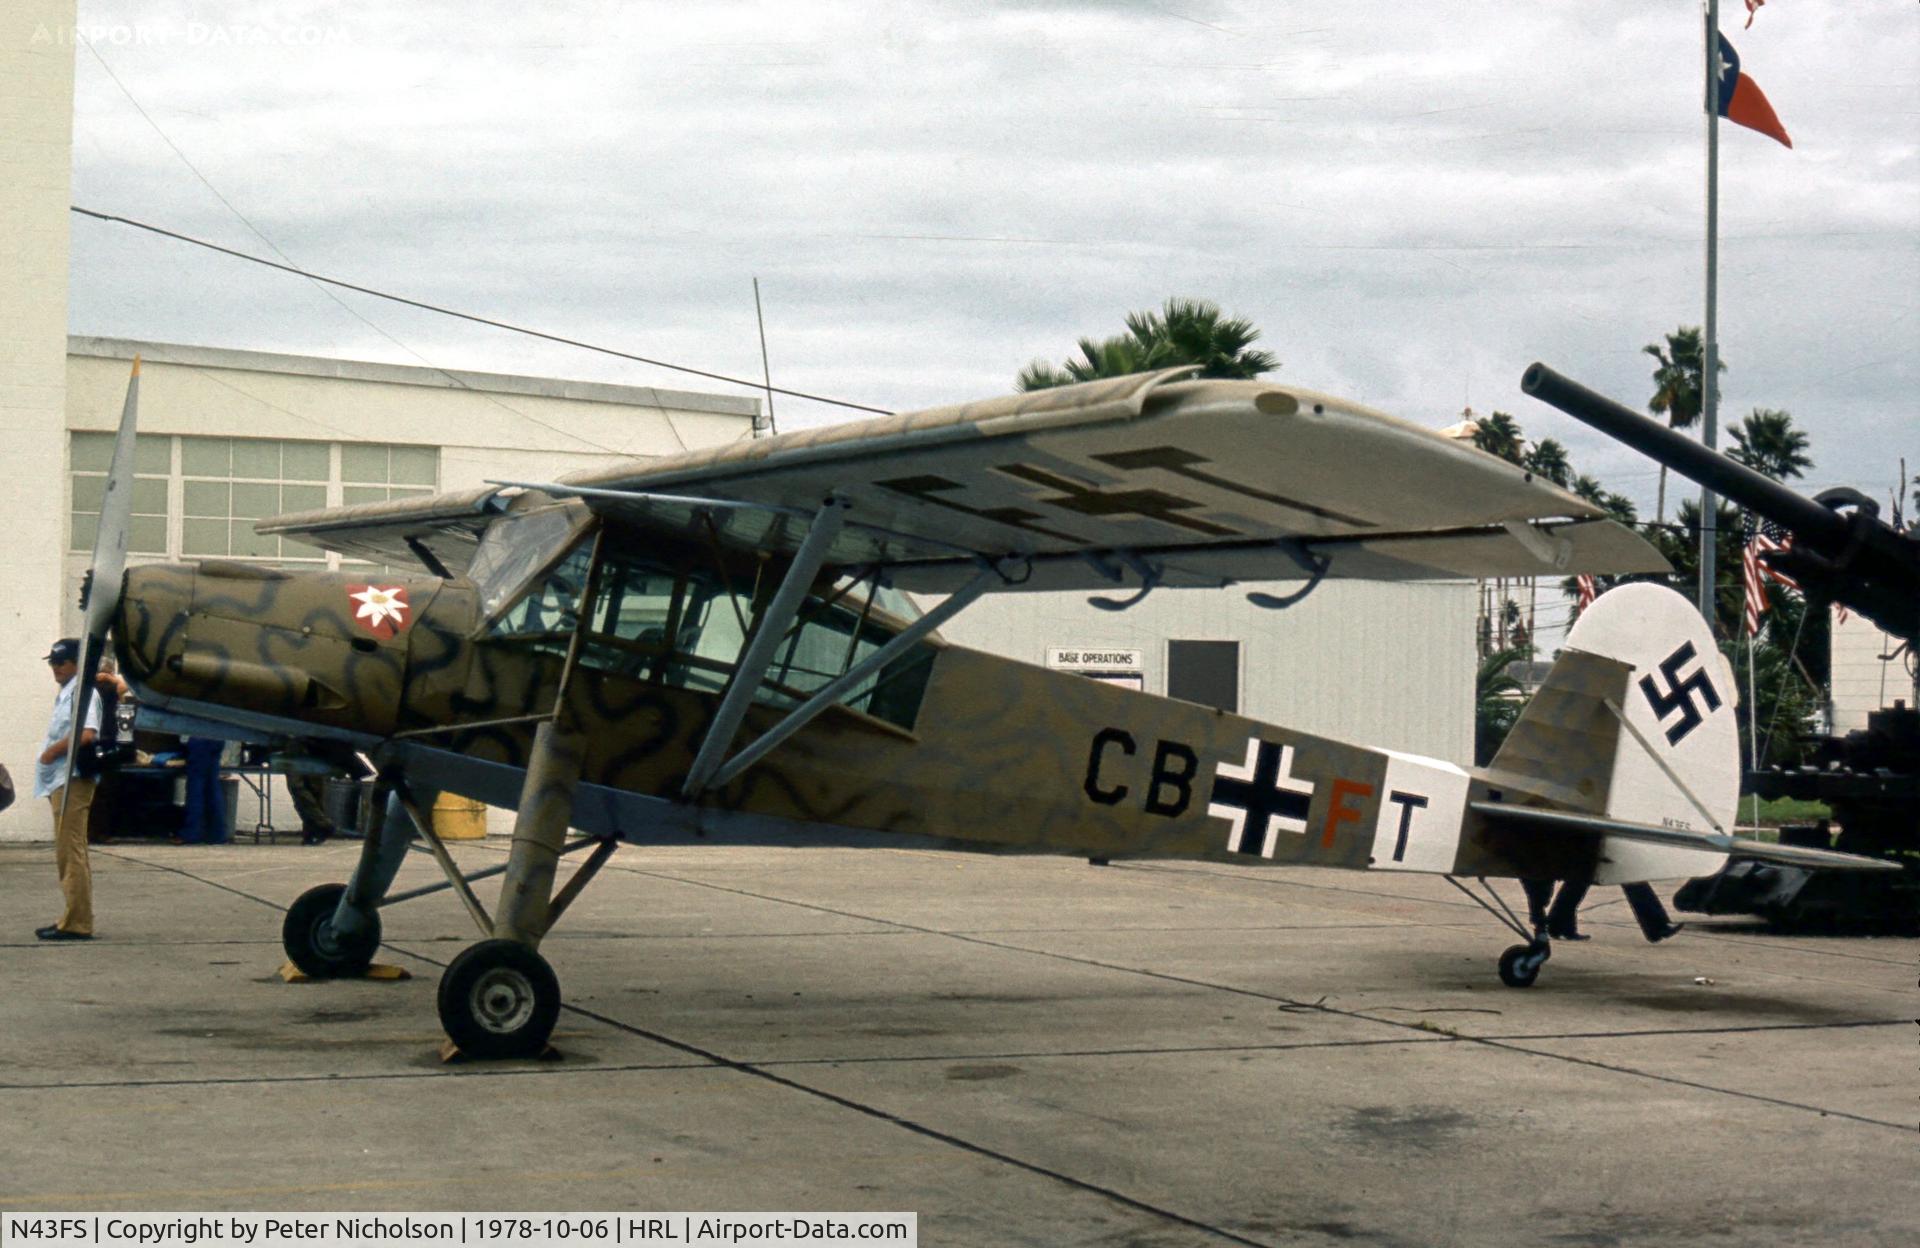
left=83, top=356, right=140, bottom=638
left=60, top=358, right=140, bottom=818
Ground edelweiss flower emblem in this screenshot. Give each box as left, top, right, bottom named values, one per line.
left=348, top=584, right=411, bottom=637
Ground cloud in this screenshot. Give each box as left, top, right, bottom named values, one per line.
left=64, top=0, right=1918, bottom=518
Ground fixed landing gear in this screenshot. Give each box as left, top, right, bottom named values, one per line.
left=438, top=939, right=561, bottom=1059
left=1497, top=940, right=1551, bottom=989
left=1445, top=876, right=1567, bottom=989
left=282, top=882, right=381, bottom=977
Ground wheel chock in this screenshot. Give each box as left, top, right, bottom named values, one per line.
left=437, top=1038, right=563, bottom=1064
left=277, top=961, right=413, bottom=983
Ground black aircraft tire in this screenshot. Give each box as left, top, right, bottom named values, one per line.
left=282, top=883, right=381, bottom=978
left=438, top=939, right=561, bottom=1059
left=1498, top=944, right=1541, bottom=989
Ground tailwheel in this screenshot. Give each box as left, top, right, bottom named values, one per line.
left=1497, top=941, right=1550, bottom=989
left=438, top=939, right=561, bottom=1059
left=283, top=882, right=381, bottom=977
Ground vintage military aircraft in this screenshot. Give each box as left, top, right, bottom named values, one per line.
left=64, top=361, right=1897, bottom=1056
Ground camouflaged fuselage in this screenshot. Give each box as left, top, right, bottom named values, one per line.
left=114, top=559, right=1570, bottom=878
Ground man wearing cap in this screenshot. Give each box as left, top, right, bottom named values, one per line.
left=35, top=638, right=100, bottom=940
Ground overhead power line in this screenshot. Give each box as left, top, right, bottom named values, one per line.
left=69, top=206, right=894, bottom=417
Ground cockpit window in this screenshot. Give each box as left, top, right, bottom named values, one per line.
left=581, top=548, right=934, bottom=730
left=487, top=540, right=593, bottom=649
left=468, top=501, right=595, bottom=622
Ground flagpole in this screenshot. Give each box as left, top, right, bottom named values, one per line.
left=1701, top=1, right=1723, bottom=629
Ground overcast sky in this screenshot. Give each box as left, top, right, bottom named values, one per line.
left=63, top=0, right=1917, bottom=529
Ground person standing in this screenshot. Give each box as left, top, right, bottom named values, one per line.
left=177, top=737, right=228, bottom=845
left=35, top=639, right=100, bottom=941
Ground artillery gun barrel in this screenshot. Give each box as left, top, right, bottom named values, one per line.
left=1520, top=362, right=1853, bottom=553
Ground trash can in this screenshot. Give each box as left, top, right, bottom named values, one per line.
left=323, top=777, right=364, bottom=833
left=432, top=792, right=488, bottom=840
left=220, top=777, right=240, bottom=840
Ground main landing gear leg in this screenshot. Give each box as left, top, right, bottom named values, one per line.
left=1444, top=876, right=1552, bottom=989
left=282, top=782, right=423, bottom=977
left=437, top=718, right=587, bottom=1059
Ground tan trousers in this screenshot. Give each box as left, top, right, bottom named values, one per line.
left=48, top=779, right=97, bottom=935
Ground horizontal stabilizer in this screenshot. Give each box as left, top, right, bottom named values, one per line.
left=1471, top=802, right=1902, bottom=873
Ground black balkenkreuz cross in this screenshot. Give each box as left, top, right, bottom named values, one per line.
left=1207, top=738, right=1316, bottom=857
left=1637, top=640, right=1722, bottom=746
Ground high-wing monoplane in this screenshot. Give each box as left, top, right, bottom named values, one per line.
left=63, top=364, right=1897, bottom=1056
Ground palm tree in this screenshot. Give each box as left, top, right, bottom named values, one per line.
left=1474, top=645, right=1530, bottom=765
left=1524, top=438, right=1573, bottom=487
left=1729, top=408, right=1813, bottom=482
left=1016, top=335, right=1152, bottom=391
left=1470, top=411, right=1526, bottom=465
left=1017, top=298, right=1277, bottom=391
left=1124, top=298, right=1279, bottom=380
left=1643, top=327, right=1726, bottom=522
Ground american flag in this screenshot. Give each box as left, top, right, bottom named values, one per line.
left=1742, top=533, right=1797, bottom=637
left=1575, top=574, right=1597, bottom=611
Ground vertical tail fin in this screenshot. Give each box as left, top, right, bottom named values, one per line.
left=1488, top=584, right=1739, bottom=883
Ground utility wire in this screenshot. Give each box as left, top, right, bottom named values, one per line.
left=70, top=206, right=894, bottom=417
left=73, top=39, right=641, bottom=456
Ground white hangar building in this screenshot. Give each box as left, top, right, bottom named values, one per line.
left=2, top=0, right=1473, bottom=841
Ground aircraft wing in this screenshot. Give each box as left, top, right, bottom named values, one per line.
left=258, top=486, right=507, bottom=574
left=544, top=370, right=1668, bottom=593
left=256, top=370, right=1668, bottom=591
left=1471, top=803, right=1904, bottom=874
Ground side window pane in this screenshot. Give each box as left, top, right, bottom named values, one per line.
left=131, top=477, right=169, bottom=515
left=390, top=446, right=437, bottom=485
left=231, top=521, right=278, bottom=559
left=281, top=442, right=329, bottom=481
left=341, top=444, right=388, bottom=483
left=72, top=476, right=107, bottom=512
left=342, top=485, right=387, bottom=506
left=281, top=484, right=326, bottom=513
left=133, top=434, right=170, bottom=475
left=232, top=440, right=281, bottom=479
left=183, top=518, right=228, bottom=556
left=127, top=515, right=167, bottom=554
left=181, top=437, right=231, bottom=477
left=71, top=433, right=112, bottom=472
left=184, top=481, right=230, bottom=517
left=70, top=512, right=98, bottom=553
left=232, top=482, right=280, bottom=518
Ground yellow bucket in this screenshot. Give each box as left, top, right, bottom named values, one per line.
left=432, top=792, right=489, bottom=840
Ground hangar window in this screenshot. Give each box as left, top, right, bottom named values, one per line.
left=69, top=432, right=170, bottom=555
left=73, top=432, right=441, bottom=569
left=179, top=436, right=332, bottom=562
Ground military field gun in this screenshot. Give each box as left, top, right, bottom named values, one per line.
left=1522, top=363, right=1918, bottom=930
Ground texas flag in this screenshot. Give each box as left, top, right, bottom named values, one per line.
left=1716, top=31, right=1792, bottom=149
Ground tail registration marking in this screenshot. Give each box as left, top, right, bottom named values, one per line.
left=1366, top=752, right=1470, bottom=874
left=1207, top=737, right=1315, bottom=857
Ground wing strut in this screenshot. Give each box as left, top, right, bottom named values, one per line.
left=702, top=559, right=1008, bottom=794
left=682, top=497, right=853, bottom=798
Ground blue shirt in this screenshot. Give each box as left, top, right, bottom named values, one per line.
left=35, top=677, right=102, bottom=800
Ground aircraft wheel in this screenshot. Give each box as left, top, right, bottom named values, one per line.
left=1497, top=942, right=1548, bottom=989
left=438, top=939, right=560, bottom=1059
left=282, top=883, right=381, bottom=978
